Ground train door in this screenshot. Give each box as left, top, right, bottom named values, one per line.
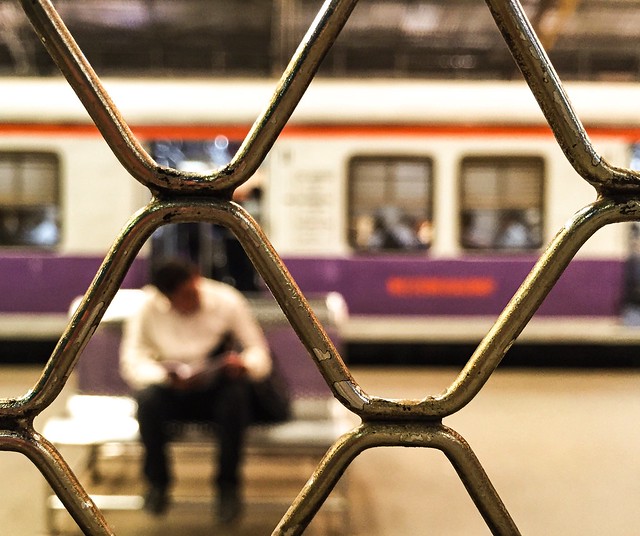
left=147, top=137, right=262, bottom=292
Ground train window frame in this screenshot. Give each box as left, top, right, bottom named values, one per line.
left=347, top=155, right=434, bottom=254
left=0, top=151, right=61, bottom=249
left=458, top=155, right=545, bottom=253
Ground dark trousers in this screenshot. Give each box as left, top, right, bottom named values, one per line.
left=134, top=376, right=252, bottom=492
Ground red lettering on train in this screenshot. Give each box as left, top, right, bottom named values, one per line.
left=386, top=276, right=496, bottom=297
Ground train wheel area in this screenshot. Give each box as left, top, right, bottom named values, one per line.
left=0, top=339, right=58, bottom=364
left=4, top=338, right=640, bottom=369
left=346, top=342, right=640, bottom=369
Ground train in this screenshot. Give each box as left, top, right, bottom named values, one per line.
left=2, top=76, right=640, bottom=349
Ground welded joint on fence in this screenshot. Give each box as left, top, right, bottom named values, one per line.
left=274, top=421, right=520, bottom=536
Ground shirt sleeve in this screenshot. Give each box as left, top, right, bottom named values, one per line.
left=119, top=300, right=170, bottom=391
left=227, top=291, right=272, bottom=381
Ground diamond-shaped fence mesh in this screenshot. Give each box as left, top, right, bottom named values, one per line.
left=3, top=0, right=640, bottom=534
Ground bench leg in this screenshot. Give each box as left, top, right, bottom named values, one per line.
left=44, top=488, right=59, bottom=535
left=86, top=444, right=103, bottom=484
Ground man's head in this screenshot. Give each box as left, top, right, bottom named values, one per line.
left=151, top=259, right=201, bottom=315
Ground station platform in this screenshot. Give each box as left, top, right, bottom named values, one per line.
left=0, top=364, right=639, bottom=535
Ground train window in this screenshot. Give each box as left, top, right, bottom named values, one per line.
left=459, top=156, right=544, bottom=251
left=348, top=156, right=433, bottom=252
left=0, top=152, right=60, bottom=248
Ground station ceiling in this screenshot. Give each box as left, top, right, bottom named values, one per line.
left=0, top=0, right=639, bottom=80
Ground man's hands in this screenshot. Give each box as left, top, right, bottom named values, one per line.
left=220, top=352, right=247, bottom=379
left=168, top=370, right=195, bottom=390
left=167, top=352, right=247, bottom=390
left=167, top=364, right=198, bottom=390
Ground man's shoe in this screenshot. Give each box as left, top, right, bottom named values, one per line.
left=143, top=486, right=168, bottom=515
left=217, top=485, right=243, bottom=524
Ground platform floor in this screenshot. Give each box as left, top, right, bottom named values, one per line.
left=2, top=363, right=640, bottom=535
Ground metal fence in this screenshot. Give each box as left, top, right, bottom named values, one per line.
left=3, top=0, right=640, bottom=534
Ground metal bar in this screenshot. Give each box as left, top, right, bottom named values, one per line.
left=14, top=196, right=362, bottom=417
left=19, top=0, right=163, bottom=191
left=224, top=0, right=360, bottom=191
left=274, top=422, right=519, bottom=535
left=0, top=426, right=114, bottom=535
left=436, top=197, right=629, bottom=415
left=484, top=0, right=640, bottom=194
left=19, top=0, right=359, bottom=197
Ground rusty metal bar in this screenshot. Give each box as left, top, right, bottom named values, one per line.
left=484, top=0, right=640, bottom=194
left=0, top=426, right=113, bottom=535
left=19, top=0, right=359, bottom=196
left=435, top=197, right=632, bottom=416
left=16, top=197, right=362, bottom=418
left=274, top=422, right=520, bottom=535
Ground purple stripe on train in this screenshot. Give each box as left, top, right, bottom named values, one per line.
left=0, top=254, right=148, bottom=313
left=0, top=253, right=626, bottom=318
left=283, top=256, right=625, bottom=317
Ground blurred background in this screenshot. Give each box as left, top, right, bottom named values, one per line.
left=2, top=0, right=640, bottom=534
left=1, top=0, right=640, bottom=81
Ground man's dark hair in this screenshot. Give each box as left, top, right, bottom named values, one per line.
left=150, top=259, right=198, bottom=296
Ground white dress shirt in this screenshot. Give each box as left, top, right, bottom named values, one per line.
left=120, top=278, right=271, bottom=390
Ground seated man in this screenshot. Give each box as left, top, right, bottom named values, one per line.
left=119, top=259, right=272, bottom=523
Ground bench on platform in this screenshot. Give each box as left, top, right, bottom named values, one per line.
left=42, top=290, right=352, bottom=534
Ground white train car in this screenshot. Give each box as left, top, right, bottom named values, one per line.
left=1, top=77, right=639, bottom=346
